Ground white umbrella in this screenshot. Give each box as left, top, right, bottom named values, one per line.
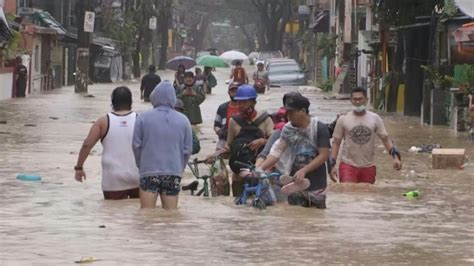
left=220, top=50, right=249, bottom=61
left=455, top=0, right=474, bottom=18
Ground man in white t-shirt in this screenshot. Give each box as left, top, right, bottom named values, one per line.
left=74, top=87, right=139, bottom=199
left=330, top=87, right=402, bottom=184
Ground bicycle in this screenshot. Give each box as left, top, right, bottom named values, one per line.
left=182, top=156, right=230, bottom=197
left=233, top=161, right=281, bottom=210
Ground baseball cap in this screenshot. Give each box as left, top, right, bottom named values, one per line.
left=284, top=94, right=310, bottom=112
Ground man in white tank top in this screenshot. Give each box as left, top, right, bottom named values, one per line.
left=74, top=87, right=140, bottom=200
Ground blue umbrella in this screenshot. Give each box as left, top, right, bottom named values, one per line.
left=166, top=56, right=196, bottom=71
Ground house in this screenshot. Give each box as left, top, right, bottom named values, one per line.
left=0, top=3, right=14, bottom=100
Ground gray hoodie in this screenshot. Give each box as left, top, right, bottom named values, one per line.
left=132, top=80, right=193, bottom=178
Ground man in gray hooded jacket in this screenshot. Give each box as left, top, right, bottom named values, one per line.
left=133, top=80, right=193, bottom=209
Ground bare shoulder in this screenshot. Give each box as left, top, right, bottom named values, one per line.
left=95, top=115, right=108, bottom=130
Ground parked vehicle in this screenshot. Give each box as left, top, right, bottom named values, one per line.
left=256, top=50, right=284, bottom=66
left=268, top=63, right=306, bottom=87
left=266, top=59, right=298, bottom=71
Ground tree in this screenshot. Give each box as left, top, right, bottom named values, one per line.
left=157, top=0, right=173, bottom=70
left=375, top=0, right=444, bottom=27
left=131, top=0, right=158, bottom=78
left=223, top=0, right=293, bottom=51
left=222, top=1, right=259, bottom=52
left=103, top=7, right=138, bottom=80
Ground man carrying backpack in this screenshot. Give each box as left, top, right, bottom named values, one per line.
left=259, top=94, right=330, bottom=209
left=225, top=85, right=274, bottom=197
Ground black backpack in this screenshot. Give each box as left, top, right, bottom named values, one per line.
left=229, top=112, right=269, bottom=173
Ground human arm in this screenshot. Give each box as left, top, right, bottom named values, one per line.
left=248, top=117, right=274, bottom=151
left=193, top=87, right=206, bottom=105
left=381, top=136, right=402, bottom=170
left=74, top=116, right=106, bottom=182
left=214, top=104, right=226, bottom=136
left=132, top=115, right=143, bottom=169
left=140, top=77, right=145, bottom=92
left=469, top=94, right=473, bottom=112
left=140, top=77, right=145, bottom=99
left=256, top=131, right=281, bottom=164
left=376, top=115, right=402, bottom=170
left=330, top=117, right=345, bottom=181
left=259, top=138, right=288, bottom=171
left=183, top=123, right=193, bottom=171
left=226, top=118, right=238, bottom=149
left=229, top=69, right=234, bottom=79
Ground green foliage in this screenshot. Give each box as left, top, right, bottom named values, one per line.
left=421, top=64, right=453, bottom=89
left=376, top=0, right=444, bottom=27
left=317, top=33, right=337, bottom=60
left=441, top=0, right=458, bottom=19
left=1, top=13, right=22, bottom=59
left=453, top=64, right=474, bottom=94
left=104, top=10, right=138, bottom=55
left=318, top=78, right=334, bottom=92
left=301, top=31, right=316, bottom=50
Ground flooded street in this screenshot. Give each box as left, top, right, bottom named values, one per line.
left=0, top=67, right=473, bottom=265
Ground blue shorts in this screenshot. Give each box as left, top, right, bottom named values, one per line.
left=140, top=175, right=181, bottom=196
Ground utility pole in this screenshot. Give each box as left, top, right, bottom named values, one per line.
left=75, top=0, right=93, bottom=93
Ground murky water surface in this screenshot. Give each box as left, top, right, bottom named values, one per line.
left=0, top=68, right=473, bottom=264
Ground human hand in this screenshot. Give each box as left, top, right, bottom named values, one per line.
left=294, top=169, right=307, bottom=184
left=393, top=158, right=402, bottom=171
left=75, top=169, right=86, bottom=182
left=239, top=170, right=253, bottom=179
left=330, top=167, right=338, bottom=183
left=248, top=138, right=265, bottom=151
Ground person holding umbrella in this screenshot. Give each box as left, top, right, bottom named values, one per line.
left=166, top=56, right=197, bottom=91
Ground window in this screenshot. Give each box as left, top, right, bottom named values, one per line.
left=17, top=0, right=28, bottom=9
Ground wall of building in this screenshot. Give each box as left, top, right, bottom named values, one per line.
left=3, top=0, right=16, bottom=14
left=0, top=68, right=13, bottom=100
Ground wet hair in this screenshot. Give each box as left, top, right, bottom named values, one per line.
left=111, top=86, right=132, bottom=111
left=195, top=67, right=202, bottom=74
left=235, top=60, right=242, bottom=66
left=282, top=91, right=302, bottom=106
left=148, top=65, right=156, bottom=72
left=351, top=87, right=367, bottom=98
left=184, top=71, right=194, bottom=78
left=178, top=65, right=185, bottom=72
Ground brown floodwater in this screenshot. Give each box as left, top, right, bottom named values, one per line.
left=0, top=68, right=473, bottom=264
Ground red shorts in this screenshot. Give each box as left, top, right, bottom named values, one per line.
left=339, top=162, right=376, bottom=184
left=103, top=188, right=140, bottom=200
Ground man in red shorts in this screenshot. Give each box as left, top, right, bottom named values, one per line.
left=330, top=87, right=402, bottom=183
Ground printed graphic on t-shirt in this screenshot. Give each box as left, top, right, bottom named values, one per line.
left=293, top=145, right=316, bottom=172
left=120, top=120, right=128, bottom=127
left=349, top=124, right=371, bottom=145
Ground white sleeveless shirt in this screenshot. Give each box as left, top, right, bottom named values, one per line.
left=101, top=112, right=139, bottom=191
